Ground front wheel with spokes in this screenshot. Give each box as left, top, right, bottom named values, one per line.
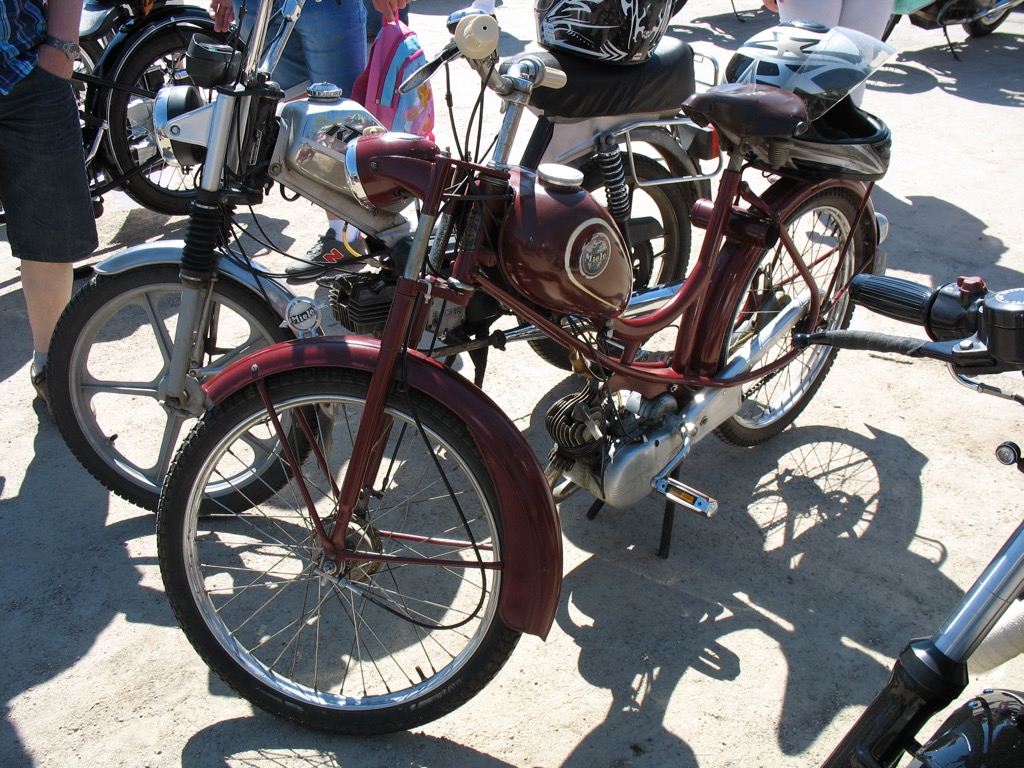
left=157, top=367, right=520, bottom=734
left=47, top=264, right=292, bottom=510
left=715, top=187, right=867, bottom=447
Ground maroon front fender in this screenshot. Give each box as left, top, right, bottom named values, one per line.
left=203, top=336, right=563, bottom=639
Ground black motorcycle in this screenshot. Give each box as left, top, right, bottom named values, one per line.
left=76, top=0, right=221, bottom=217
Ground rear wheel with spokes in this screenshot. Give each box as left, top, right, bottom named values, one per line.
left=105, top=25, right=216, bottom=214
left=157, top=367, right=520, bottom=734
left=715, top=188, right=867, bottom=447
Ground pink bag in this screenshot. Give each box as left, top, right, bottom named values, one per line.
left=351, top=19, right=435, bottom=138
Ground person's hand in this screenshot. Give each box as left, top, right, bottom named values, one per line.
left=209, top=0, right=235, bottom=33
left=36, top=43, right=73, bottom=79
left=762, top=0, right=779, bottom=11
left=372, top=0, right=408, bottom=23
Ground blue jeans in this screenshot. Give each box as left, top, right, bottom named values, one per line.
left=0, top=66, right=97, bottom=263
left=240, top=0, right=367, bottom=95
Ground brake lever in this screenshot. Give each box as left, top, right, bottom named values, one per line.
left=400, top=40, right=462, bottom=95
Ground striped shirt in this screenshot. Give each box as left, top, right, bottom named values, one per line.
left=0, top=0, right=47, bottom=94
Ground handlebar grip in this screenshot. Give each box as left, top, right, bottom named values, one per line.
left=800, top=330, right=930, bottom=357
left=540, top=67, right=567, bottom=90
left=849, top=274, right=934, bottom=327
left=850, top=274, right=984, bottom=342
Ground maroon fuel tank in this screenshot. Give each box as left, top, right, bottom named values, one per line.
left=498, top=166, right=632, bottom=319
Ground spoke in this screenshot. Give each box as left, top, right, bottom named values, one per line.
left=79, top=379, right=163, bottom=397
left=153, top=409, right=192, bottom=483
left=197, top=328, right=273, bottom=375
left=140, top=290, right=176, bottom=365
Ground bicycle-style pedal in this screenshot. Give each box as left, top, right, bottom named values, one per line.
left=654, top=476, right=718, bottom=518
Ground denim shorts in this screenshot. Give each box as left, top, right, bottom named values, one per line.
left=0, top=66, right=98, bottom=263
left=240, top=0, right=367, bottom=96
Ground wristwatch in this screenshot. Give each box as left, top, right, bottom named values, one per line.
left=44, top=35, right=81, bottom=61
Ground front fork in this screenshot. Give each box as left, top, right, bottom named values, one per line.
left=257, top=212, right=444, bottom=565
left=162, top=193, right=229, bottom=414
left=822, top=516, right=1024, bottom=767
left=163, top=78, right=269, bottom=413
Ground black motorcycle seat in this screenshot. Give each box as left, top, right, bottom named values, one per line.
left=682, top=83, right=808, bottom=139
left=503, top=36, right=697, bottom=121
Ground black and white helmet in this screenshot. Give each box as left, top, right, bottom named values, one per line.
left=535, top=0, right=675, bottom=65
left=726, top=21, right=895, bottom=181
left=726, top=21, right=893, bottom=120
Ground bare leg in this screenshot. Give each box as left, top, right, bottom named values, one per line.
left=20, top=260, right=73, bottom=357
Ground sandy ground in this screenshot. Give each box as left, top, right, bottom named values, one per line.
left=3, top=1, right=1024, bottom=766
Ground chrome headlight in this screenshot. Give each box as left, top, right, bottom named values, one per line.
left=153, top=84, right=214, bottom=167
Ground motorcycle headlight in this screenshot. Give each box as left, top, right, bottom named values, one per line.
left=153, top=85, right=213, bottom=167
left=185, top=33, right=242, bottom=89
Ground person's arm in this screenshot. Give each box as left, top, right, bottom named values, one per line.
left=38, top=0, right=84, bottom=79
left=763, top=0, right=779, bottom=11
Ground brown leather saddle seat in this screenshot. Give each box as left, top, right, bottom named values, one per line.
left=682, top=83, right=809, bottom=140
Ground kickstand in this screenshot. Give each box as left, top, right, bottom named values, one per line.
left=658, top=500, right=675, bottom=559
left=586, top=498, right=604, bottom=520
left=730, top=0, right=746, bottom=21
left=469, top=345, right=489, bottom=388
left=943, top=27, right=962, bottom=61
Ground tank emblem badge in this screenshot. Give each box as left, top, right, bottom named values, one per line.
left=579, top=232, right=612, bottom=279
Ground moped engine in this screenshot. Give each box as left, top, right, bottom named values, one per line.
left=545, top=381, right=686, bottom=508
left=328, top=269, right=501, bottom=346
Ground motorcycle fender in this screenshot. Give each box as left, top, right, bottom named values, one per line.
left=90, top=7, right=217, bottom=115
left=203, top=336, right=564, bottom=639
left=764, top=177, right=881, bottom=271
left=92, top=240, right=301, bottom=323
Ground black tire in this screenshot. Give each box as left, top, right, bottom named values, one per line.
left=48, top=264, right=292, bottom=510
left=714, top=188, right=867, bottom=447
left=157, top=368, right=521, bottom=734
left=527, top=154, right=696, bottom=370
left=964, top=7, right=1012, bottom=36
left=881, top=14, right=900, bottom=43
left=105, top=26, right=215, bottom=215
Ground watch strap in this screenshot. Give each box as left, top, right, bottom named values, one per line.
left=44, top=36, right=81, bottom=61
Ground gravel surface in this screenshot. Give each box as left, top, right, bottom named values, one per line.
left=2, top=2, right=1023, bottom=766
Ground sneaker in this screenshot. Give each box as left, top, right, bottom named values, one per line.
left=286, top=229, right=368, bottom=282
left=31, top=366, right=51, bottom=416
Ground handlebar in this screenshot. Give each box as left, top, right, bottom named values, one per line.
left=796, top=274, right=1024, bottom=378
left=398, top=8, right=565, bottom=100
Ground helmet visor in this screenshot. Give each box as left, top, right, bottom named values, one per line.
left=731, top=25, right=894, bottom=120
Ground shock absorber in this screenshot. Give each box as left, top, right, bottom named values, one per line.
left=595, top=139, right=630, bottom=228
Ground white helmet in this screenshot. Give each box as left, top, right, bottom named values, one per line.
left=725, top=21, right=894, bottom=120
